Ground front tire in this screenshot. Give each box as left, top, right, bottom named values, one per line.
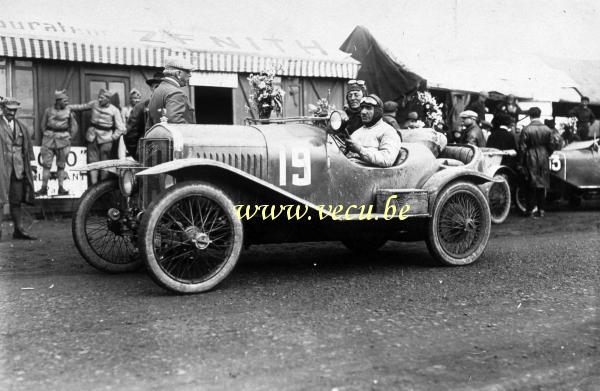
left=139, top=182, right=244, bottom=294
left=72, top=179, right=141, bottom=273
left=426, top=181, right=491, bottom=266
left=488, top=174, right=511, bottom=224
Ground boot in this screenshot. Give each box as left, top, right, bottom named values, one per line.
left=58, top=186, right=69, bottom=196
left=10, top=205, right=37, bottom=240
left=35, top=186, right=48, bottom=197
left=13, top=229, right=37, bottom=240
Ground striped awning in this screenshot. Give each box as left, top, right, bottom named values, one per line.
left=0, top=34, right=359, bottom=79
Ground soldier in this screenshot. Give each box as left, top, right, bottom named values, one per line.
left=72, top=89, right=125, bottom=184
left=148, top=56, right=196, bottom=126
left=36, top=90, right=78, bottom=196
left=0, top=98, right=38, bottom=240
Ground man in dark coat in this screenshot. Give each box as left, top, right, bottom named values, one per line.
left=487, top=113, right=518, bottom=167
left=341, top=80, right=367, bottom=136
left=519, top=107, right=560, bottom=218
left=568, top=96, right=596, bottom=141
left=0, top=98, right=37, bottom=240
left=459, top=110, right=486, bottom=147
left=148, top=56, right=196, bottom=127
left=124, top=72, right=163, bottom=159
left=466, top=91, right=488, bottom=124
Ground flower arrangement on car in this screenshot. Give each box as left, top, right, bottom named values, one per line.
left=411, top=91, right=444, bottom=129
left=246, top=68, right=285, bottom=119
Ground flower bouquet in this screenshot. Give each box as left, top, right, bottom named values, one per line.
left=410, top=91, right=444, bottom=129
left=246, top=68, right=285, bottom=119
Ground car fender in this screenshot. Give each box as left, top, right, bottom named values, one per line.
left=421, top=168, right=496, bottom=214
left=136, top=158, right=340, bottom=219
left=75, top=158, right=141, bottom=173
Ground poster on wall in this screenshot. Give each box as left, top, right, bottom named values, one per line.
left=32, top=146, right=88, bottom=199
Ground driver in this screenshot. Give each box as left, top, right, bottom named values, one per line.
left=346, top=94, right=401, bottom=168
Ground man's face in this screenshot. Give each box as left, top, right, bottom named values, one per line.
left=582, top=99, right=589, bottom=107
left=347, top=90, right=364, bottom=110
left=479, top=95, right=487, bottom=103
left=57, top=98, right=68, bottom=109
left=130, top=96, right=141, bottom=106
left=178, top=70, right=191, bottom=86
left=360, top=105, right=375, bottom=123
left=4, top=108, right=17, bottom=121
left=462, top=117, right=474, bottom=126
left=98, top=94, right=110, bottom=106
left=407, top=119, right=417, bottom=129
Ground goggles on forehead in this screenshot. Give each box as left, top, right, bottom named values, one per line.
left=360, top=96, right=379, bottom=107
left=348, top=79, right=366, bottom=86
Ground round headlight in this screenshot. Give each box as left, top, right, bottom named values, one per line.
left=120, top=169, right=136, bottom=196
left=329, top=111, right=343, bottom=131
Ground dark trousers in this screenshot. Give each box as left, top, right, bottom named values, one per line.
left=527, top=187, right=546, bottom=212
left=0, top=171, right=26, bottom=234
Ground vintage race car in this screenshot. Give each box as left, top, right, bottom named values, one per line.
left=72, top=115, right=495, bottom=294
left=547, top=139, right=600, bottom=205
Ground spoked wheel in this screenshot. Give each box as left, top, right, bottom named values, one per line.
left=426, top=181, right=491, bottom=266
left=140, top=182, right=243, bottom=294
left=72, top=179, right=141, bottom=273
left=488, top=174, right=511, bottom=224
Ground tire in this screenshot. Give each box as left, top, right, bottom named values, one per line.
left=341, top=236, right=387, bottom=253
left=72, top=179, right=141, bottom=273
left=139, top=182, right=244, bottom=294
left=488, top=174, right=511, bottom=224
left=514, top=184, right=537, bottom=214
left=426, top=181, right=491, bottom=266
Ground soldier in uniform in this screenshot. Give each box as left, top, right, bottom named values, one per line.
left=71, top=89, right=125, bottom=184
left=148, top=57, right=196, bottom=126
left=36, top=90, right=78, bottom=196
left=0, top=98, right=38, bottom=240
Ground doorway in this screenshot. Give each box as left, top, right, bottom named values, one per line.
left=194, top=87, right=233, bottom=124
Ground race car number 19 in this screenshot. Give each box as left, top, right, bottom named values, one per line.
left=279, top=147, right=311, bottom=186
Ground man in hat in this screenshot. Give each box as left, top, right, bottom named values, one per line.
left=70, top=89, right=125, bottom=184
left=466, top=91, right=489, bottom=123
left=568, top=96, right=596, bottom=141
left=459, top=110, right=486, bottom=147
left=0, top=98, right=37, bottom=240
left=148, top=56, right=196, bottom=127
left=346, top=94, right=401, bottom=168
left=36, top=90, right=78, bottom=196
left=382, top=100, right=402, bottom=135
left=124, top=72, right=164, bottom=159
left=519, top=107, right=560, bottom=218
left=402, top=111, right=419, bottom=129
left=341, top=79, right=368, bottom=135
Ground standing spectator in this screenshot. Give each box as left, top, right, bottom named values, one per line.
left=382, top=100, right=402, bottom=140
left=497, top=94, right=523, bottom=125
left=36, top=90, right=78, bottom=196
left=72, top=89, right=125, bottom=184
left=544, top=119, right=564, bottom=151
left=569, top=96, right=596, bottom=141
left=487, top=112, right=518, bottom=166
left=124, top=72, right=163, bottom=160
left=0, top=98, right=37, bottom=240
left=459, top=110, right=486, bottom=147
left=341, top=79, right=367, bottom=135
left=148, top=56, right=196, bottom=127
left=466, top=91, right=488, bottom=123
left=519, top=107, right=559, bottom=218
left=121, top=89, right=142, bottom=124
left=401, top=111, right=419, bottom=129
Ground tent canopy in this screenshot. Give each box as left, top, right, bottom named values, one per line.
left=0, top=19, right=359, bottom=78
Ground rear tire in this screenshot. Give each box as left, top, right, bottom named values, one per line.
left=488, top=174, right=511, bottom=224
left=426, top=181, right=491, bottom=266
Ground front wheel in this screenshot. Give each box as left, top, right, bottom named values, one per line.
left=426, top=181, right=491, bottom=266
left=72, top=179, right=141, bottom=273
left=488, top=174, right=511, bottom=224
left=139, top=182, right=244, bottom=294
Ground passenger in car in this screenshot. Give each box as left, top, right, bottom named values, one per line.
left=346, top=94, right=401, bottom=168
left=342, top=79, right=368, bottom=135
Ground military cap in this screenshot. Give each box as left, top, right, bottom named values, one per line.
left=129, top=88, right=141, bottom=97
left=98, top=88, right=113, bottom=99
left=383, top=101, right=399, bottom=113
left=164, top=56, right=197, bottom=72
left=459, top=110, right=478, bottom=119
left=55, top=89, right=68, bottom=101
left=3, top=97, right=21, bottom=109
left=407, top=111, right=418, bottom=120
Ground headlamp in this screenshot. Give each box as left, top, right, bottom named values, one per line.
left=119, top=169, right=138, bottom=196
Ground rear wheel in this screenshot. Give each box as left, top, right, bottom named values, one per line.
left=488, top=174, right=511, bottom=224
left=140, top=182, right=243, bottom=294
left=426, top=181, right=491, bottom=266
left=72, top=179, right=141, bottom=273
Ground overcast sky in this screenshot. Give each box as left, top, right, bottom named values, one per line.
left=4, top=0, right=600, bottom=61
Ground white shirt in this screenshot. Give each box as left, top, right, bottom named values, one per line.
left=348, top=119, right=401, bottom=167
